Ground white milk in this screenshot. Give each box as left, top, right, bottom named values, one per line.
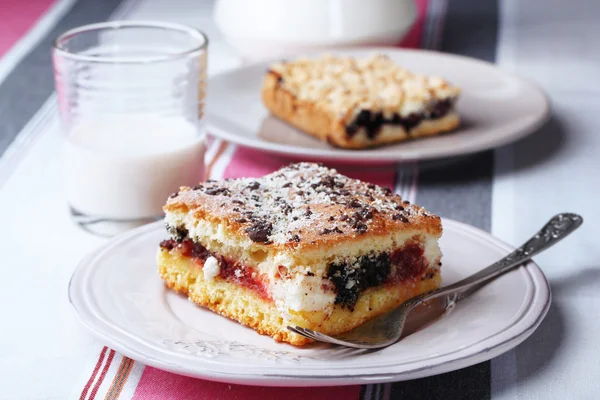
left=63, top=115, right=204, bottom=219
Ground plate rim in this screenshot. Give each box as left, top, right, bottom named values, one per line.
left=206, top=46, right=550, bottom=163
left=68, top=218, right=551, bottom=386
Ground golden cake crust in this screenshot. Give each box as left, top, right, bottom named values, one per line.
left=164, top=163, right=442, bottom=252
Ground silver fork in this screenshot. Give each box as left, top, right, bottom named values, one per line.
left=288, top=213, right=583, bottom=349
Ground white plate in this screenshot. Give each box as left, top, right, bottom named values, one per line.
left=69, top=219, right=550, bottom=386
left=206, top=48, right=549, bottom=163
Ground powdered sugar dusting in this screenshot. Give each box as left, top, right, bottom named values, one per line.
left=167, top=163, right=435, bottom=245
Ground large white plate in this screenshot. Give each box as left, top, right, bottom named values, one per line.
left=206, top=48, right=549, bottom=163
left=68, top=219, right=550, bottom=386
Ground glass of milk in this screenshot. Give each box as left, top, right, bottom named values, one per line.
left=52, top=21, right=207, bottom=236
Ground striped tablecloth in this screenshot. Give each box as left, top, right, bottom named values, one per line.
left=1, top=0, right=598, bottom=399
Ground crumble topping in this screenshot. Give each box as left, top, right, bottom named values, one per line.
left=167, top=162, right=436, bottom=245
left=268, top=54, right=460, bottom=119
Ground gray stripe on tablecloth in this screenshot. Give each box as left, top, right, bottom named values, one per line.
left=391, top=0, right=499, bottom=399
left=421, top=0, right=447, bottom=50
left=0, top=0, right=126, bottom=158
left=416, top=152, right=493, bottom=230
left=359, top=384, right=368, bottom=399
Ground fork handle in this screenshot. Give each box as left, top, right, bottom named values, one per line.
left=407, top=213, right=583, bottom=308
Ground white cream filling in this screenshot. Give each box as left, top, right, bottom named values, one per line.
left=423, top=235, right=443, bottom=270
left=203, top=256, right=220, bottom=281
left=271, top=274, right=336, bottom=316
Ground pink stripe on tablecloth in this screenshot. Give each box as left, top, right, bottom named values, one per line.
left=0, top=0, right=56, bottom=57
left=222, top=147, right=396, bottom=187
left=399, top=0, right=429, bottom=48
left=131, top=367, right=360, bottom=400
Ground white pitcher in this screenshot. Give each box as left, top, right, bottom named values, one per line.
left=214, top=0, right=417, bottom=61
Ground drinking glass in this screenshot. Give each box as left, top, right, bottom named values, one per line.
left=52, top=21, right=208, bottom=236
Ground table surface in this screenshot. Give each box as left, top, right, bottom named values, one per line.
left=1, top=0, right=599, bottom=399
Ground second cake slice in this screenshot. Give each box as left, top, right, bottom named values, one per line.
left=262, top=54, right=460, bottom=149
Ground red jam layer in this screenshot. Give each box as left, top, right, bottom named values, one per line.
left=217, top=261, right=271, bottom=300
left=388, top=243, right=427, bottom=283
left=160, top=239, right=271, bottom=300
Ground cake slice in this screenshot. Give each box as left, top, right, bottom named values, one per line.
left=261, top=54, right=460, bottom=149
left=157, top=163, right=443, bottom=345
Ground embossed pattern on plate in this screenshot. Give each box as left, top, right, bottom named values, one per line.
left=68, top=219, right=551, bottom=386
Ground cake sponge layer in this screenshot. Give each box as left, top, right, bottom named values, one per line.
left=158, top=248, right=441, bottom=346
